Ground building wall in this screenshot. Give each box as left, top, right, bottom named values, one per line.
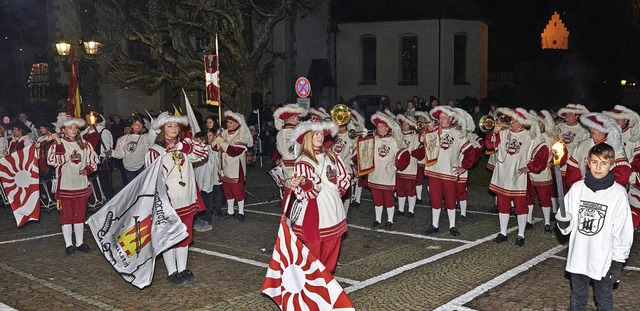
left=336, top=19, right=487, bottom=106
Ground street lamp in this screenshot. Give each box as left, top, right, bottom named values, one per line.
left=55, top=42, right=71, bottom=56
left=83, top=41, right=102, bottom=55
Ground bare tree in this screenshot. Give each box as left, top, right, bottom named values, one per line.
left=79, top=0, right=321, bottom=114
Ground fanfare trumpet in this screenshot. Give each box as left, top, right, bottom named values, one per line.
left=478, top=115, right=511, bottom=133
left=348, top=129, right=376, bottom=139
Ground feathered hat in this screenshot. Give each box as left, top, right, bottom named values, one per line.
left=529, top=109, right=557, bottom=138
left=603, top=105, right=640, bottom=143
left=288, top=121, right=338, bottom=146
left=580, top=112, right=622, bottom=149
left=308, top=107, right=330, bottom=121
left=557, top=103, right=589, bottom=118
left=10, top=121, right=31, bottom=134
left=273, top=104, right=307, bottom=130
left=414, top=111, right=433, bottom=122
left=429, top=106, right=457, bottom=121
left=396, top=114, right=417, bottom=129
left=149, top=112, right=188, bottom=134
left=53, top=112, right=85, bottom=132
left=350, top=109, right=366, bottom=131
left=453, top=107, right=475, bottom=133
left=371, top=111, right=404, bottom=147
left=224, top=110, right=253, bottom=147
left=498, top=107, right=540, bottom=139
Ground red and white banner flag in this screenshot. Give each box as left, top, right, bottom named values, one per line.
left=261, top=217, right=355, bottom=310
left=204, top=54, right=220, bottom=106
left=0, top=143, right=40, bottom=227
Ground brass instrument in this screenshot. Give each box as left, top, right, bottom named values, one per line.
left=348, top=129, right=376, bottom=139
left=416, top=121, right=424, bottom=130
left=478, top=115, right=511, bottom=133
left=330, top=104, right=351, bottom=126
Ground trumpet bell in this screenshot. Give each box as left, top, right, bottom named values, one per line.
left=478, top=115, right=495, bottom=133
left=330, top=104, right=352, bottom=126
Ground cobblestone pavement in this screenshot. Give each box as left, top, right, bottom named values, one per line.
left=1, top=159, right=639, bottom=310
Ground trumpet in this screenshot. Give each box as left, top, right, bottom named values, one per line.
left=478, top=115, right=511, bottom=133
left=348, top=129, right=376, bottom=139
left=330, top=104, right=351, bottom=126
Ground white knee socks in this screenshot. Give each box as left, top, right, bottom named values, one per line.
left=551, top=197, right=558, bottom=213
left=237, top=200, right=245, bottom=215
left=227, top=199, right=235, bottom=215
left=527, top=205, right=534, bottom=223
left=73, top=223, right=84, bottom=246
left=542, top=206, right=551, bottom=225
left=386, top=207, right=394, bottom=223
left=375, top=206, right=383, bottom=223
left=408, top=196, right=416, bottom=213
left=517, top=215, right=527, bottom=238
left=354, top=186, right=362, bottom=203
left=176, top=246, right=188, bottom=272
left=459, top=200, right=467, bottom=217
left=416, top=185, right=423, bottom=200
left=163, top=248, right=177, bottom=276
left=447, top=209, right=456, bottom=228
left=62, top=224, right=73, bottom=247
left=398, top=197, right=406, bottom=212
left=432, top=208, right=441, bottom=228
left=499, top=213, right=509, bottom=235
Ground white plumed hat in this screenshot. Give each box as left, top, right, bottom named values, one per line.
left=579, top=112, right=622, bottom=149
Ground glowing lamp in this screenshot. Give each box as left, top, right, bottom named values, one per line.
left=83, top=41, right=102, bottom=55
left=56, top=42, right=71, bottom=56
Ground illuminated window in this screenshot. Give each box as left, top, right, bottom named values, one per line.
left=542, top=11, right=569, bottom=50
left=400, top=34, right=418, bottom=84
left=361, top=35, right=377, bottom=84
left=454, top=33, right=467, bottom=84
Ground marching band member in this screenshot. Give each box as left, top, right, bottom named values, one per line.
left=395, top=114, right=421, bottom=218
left=528, top=110, right=563, bottom=233
left=565, top=113, right=630, bottom=189
left=273, top=104, right=307, bottom=198
left=349, top=109, right=366, bottom=208
left=8, top=121, right=34, bottom=153
left=330, top=111, right=357, bottom=215
left=452, top=108, right=484, bottom=222
left=145, top=112, right=208, bottom=285
left=81, top=112, right=114, bottom=199
left=361, top=112, right=409, bottom=230
left=603, top=105, right=640, bottom=229
left=214, top=110, right=253, bottom=222
left=35, top=121, right=56, bottom=179
left=309, top=107, right=330, bottom=122
left=47, top=113, right=99, bottom=255
left=556, top=104, right=590, bottom=191
left=289, top=121, right=348, bottom=273
left=0, top=125, right=7, bottom=158
left=486, top=108, right=548, bottom=246
left=414, top=111, right=431, bottom=204
left=111, top=116, right=153, bottom=183
left=421, top=106, right=473, bottom=236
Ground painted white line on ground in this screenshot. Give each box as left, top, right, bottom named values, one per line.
left=549, top=254, right=640, bottom=272
left=446, top=305, right=478, bottom=311
left=0, top=263, right=119, bottom=310
left=361, top=198, right=516, bottom=217
left=243, top=199, right=281, bottom=207
left=0, top=302, right=18, bottom=311
left=0, top=232, right=61, bottom=245
left=190, top=247, right=359, bottom=285
left=343, top=222, right=534, bottom=294
left=434, top=244, right=566, bottom=311
left=347, top=224, right=471, bottom=244
left=244, top=208, right=473, bottom=244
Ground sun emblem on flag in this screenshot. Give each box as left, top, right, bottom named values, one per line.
left=261, top=218, right=354, bottom=310
left=0, top=144, right=40, bottom=226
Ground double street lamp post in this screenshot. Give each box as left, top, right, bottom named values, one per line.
left=55, top=40, right=102, bottom=113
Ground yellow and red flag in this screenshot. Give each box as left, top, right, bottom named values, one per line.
left=204, top=54, right=220, bottom=106
left=66, top=46, right=81, bottom=118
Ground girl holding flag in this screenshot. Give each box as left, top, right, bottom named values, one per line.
left=145, top=112, right=207, bottom=285
left=289, top=121, right=349, bottom=273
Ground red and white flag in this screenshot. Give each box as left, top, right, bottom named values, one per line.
left=0, top=143, right=40, bottom=227
left=261, top=217, right=355, bottom=310
left=204, top=54, right=220, bottom=106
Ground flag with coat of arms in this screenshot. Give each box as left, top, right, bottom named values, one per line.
left=204, top=54, right=220, bottom=106
left=0, top=143, right=40, bottom=227
left=87, top=157, right=188, bottom=289
left=261, top=217, right=355, bottom=310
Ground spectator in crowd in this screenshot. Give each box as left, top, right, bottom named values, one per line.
left=393, top=102, right=405, bottom=116
left=9, top=121, right=34, bottom=153
left=111, top=116, right=153, bottom=183
left=404, top=100, right=416, bottom=119
left=17, top=111, right=38, bottom=141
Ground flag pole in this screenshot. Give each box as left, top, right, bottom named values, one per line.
left=215, top=33, right=222, bottom=126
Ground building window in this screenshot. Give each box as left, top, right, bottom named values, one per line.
left=400, top=35, right=418, bottom=84
left=361, top=35, right=376, bottom=84
left=454, top=33, right=467, bottom=84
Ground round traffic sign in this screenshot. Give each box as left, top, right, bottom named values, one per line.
left=295, top=77, right=311, bottom=99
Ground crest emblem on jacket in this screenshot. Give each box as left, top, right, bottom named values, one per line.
left=562, top=131, right=576, bottom=144
left=506, top=139, right=522, bottom=155
left=439, top=133, right=454, bottom=150
left=577, top=200, right=607, bottom=236
left=378, top=144, right=390, bottom=157
left=333, top=138, right=346, bottom=154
